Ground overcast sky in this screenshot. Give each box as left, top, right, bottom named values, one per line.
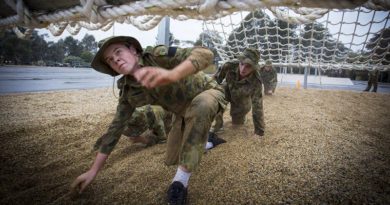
left=39, top=18, right=204, bottom=47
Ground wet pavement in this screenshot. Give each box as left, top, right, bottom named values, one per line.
left=277, top=74, right=390, bottom=94
left=0, top=66, right=115, bottom=94
left=0, top=66, right=389, bottom=94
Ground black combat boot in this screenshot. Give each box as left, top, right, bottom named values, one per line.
left=364, top=82, right=372, bottom=92
left=373, top=84, right=377, bottom=92
left=167, top=181, right=187, bottom=205
left=208, top=132, right=226, bottom=148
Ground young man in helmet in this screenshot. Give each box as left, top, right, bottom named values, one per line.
left=71, top=36, right=227, bottom=204
left=212, top=48, right=265, bottom=137
left=260, top=60, right=277, bottom=95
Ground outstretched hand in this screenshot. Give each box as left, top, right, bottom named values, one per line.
left=70, top=170, right=97, bottom=194
left=134, top=67, right=176, bottom=88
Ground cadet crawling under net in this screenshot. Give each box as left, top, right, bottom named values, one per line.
left=212, top=48, right=265, bottom=137
left=260, top=60, right=277, bottom=95
left=70, top=36, right=227, bottom=205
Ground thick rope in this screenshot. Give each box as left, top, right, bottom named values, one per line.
left=1, top=0, right=388, bottom=38
left=1, top=0, right=389, bottom=71
left=203, top=6, right=390, bottom=71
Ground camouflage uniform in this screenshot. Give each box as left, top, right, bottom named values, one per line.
left=94, top=105, right=172, bottom=149
left=213, top=48, right=265, bottom=136
left=94, top=44, right=227, bottom=172
left=260, top=60, right=277, bottom=94
left=364, top=70, right=379, bottom=92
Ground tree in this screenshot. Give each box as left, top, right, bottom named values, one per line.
left=46, top=40, right=65, bottom=63
left=273, top=19, right=298, bottom=61
left=80, top=50, right=94, bottom=63
left=366, top=28, right=390, bottom=65
left=0, top=29, right=32, bottom=64
left=64, top=36, right=83, bottom=57
left=223, top=10, right=299, bottom=62
left=195, top=31, right=223, bottom=62
left=300, top=23, right=349, bottom=64
left=81, top=34, right=97, bottom=53
left=226, top=10, right=271, bottom=56
left=30, top=31, right=48, bottom=63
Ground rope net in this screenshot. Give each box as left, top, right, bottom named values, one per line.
left=0, top=0, right=389, bottom=70
left=202, top=7, right=390, bottom=71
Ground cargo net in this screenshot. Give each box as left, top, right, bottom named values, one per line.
left=1, top=0, right=389, bottom=70
left=202, top=7, right=390, bottom=71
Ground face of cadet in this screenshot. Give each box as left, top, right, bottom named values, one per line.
left=239, top=61, right=254, bottom=78
left=265, top=65, right=272, bottom=71
left=103, top=43, right=139, bottom=75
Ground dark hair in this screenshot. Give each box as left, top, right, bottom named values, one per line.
left=123, top=42, right=140, bottom=55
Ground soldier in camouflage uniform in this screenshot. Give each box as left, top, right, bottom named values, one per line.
left=94, top=105, right=172, bottom=148
left=213, top=48, right=265, bottom=137
left=260, top=60, right=277, bottom=95
left=71, top=36, right=227, bottom=205
left=364, top=70, right=379, bottom=92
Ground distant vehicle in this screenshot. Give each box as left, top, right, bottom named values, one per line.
left=63, top=63, right=71, bottom=67
left=54, top=62, right=63, bottom=67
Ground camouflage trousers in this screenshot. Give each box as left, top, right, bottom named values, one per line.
left=210, top=109, right=225, bottom=133
left=211, top=103, right=250, bottom=130
left=212, top=96, right=265, bottom=134
left=165, top=88, right=226, bottom=172
left=364, top=80, right=378, bottom=92
left=264, top=82, right=277, bottom=93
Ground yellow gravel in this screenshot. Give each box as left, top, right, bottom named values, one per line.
left=0, top=87, right=389, bottom=204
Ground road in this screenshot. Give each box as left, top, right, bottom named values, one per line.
left=0, top=66, right=389, bottom=94
left=0, top=66, right=114, bottom=94
left=277, top=74, right=390, bottom=93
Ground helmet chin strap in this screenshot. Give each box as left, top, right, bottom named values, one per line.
left=112, top=75, right=127, bottom=99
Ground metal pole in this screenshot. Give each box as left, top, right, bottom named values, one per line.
left=157, top=17, right=170, bottom=46
left=304, top=66, right=308, bottom=89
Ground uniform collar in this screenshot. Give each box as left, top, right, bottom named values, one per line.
left=139, top=55, right=145, bottom=67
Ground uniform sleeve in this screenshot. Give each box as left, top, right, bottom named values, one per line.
left=150, top=45, right=214, bottom=73
left=214, top=62, right=230, bottom=84
left=222, top=82, right=231, bottom=102
left=251, top=81, right=265, bottom=135
left=272, top=69, right=278, bottom=82
left=186, top=47, right=214, bottom=73
left=258, top=66, right=265, bottom=81
left=94, top=97, right=135, bottom=154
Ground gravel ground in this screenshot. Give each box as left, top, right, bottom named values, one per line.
left=0, top=87, right=389, bottom=204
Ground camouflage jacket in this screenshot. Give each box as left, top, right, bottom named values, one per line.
left=215, top=60, right=264, bottom=135
left=96, top=45, right=226, bottom=154
left=260, top=66, right=277, bottom=85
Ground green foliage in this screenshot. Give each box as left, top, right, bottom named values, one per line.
left=81, top=34, right=97, bottom=53
left=80, top=51, right=94, bottom=63
left=0, top=29, right=32, bottom=64
left=64, top=36, right=83, bottom=56
left=366, top=28, right=390, bottom=65
left=0, top=31, right=96, bottom=66
left=47, top=40, right=65, bottom=63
